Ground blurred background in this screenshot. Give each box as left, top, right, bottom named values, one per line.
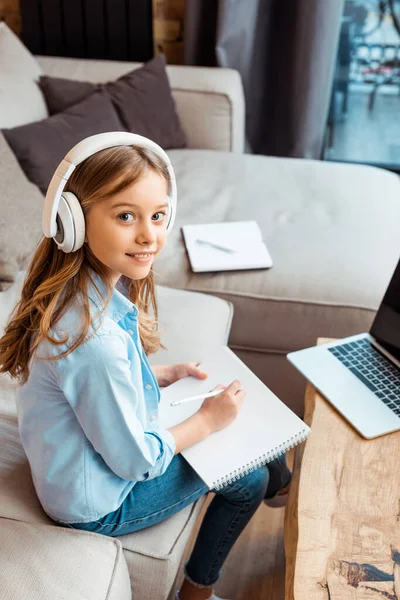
left=1, top=0, right=400, bottom=170
left=325, top=0, right=400, bottom=170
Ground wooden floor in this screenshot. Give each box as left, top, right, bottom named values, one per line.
left=214, top=503, right=287, bottom=600
left=184, top=451, right=294, bottom=600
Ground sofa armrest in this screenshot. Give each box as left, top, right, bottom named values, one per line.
left=35, top=55, right=245, bottom=153
left=0, top=518, right=131, bottom=600
left=149, top=286, right=234, bottom=366
left=166, top=65, right=245, bottom=153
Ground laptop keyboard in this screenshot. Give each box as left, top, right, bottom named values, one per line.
left=328, top=338, right=400, bottom=416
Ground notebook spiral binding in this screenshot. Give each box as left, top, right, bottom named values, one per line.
left=212, top=428, right=309, bottom=491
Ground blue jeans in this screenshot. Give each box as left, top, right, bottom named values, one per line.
left=62, top=454, right=290, bottom=587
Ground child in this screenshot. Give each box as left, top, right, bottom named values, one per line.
left=0, top=132, right=291, bottom=600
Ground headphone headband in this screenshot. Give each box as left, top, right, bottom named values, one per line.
left=42, top=132, right=177, bottom=240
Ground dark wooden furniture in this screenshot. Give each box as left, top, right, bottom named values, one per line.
left=19, top=0, right=153, bottom=62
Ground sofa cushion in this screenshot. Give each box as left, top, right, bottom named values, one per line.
left=0, top=133, right=43, bottom=290
left=0, top=518, right=131, bottom=600
left=158, top=150, right=400, bottom=356
left=38, top=55, right=187, bottom=150
left=2, top=90, right=124, bottom=194
left=0, top=23, right=48, bottom=128
left=118, top=499, right=206, bottom=600
left=0, top=365, right=53, bottom=524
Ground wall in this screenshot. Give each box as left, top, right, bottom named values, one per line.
left=153, top=0, right=185, bottom=64
left=0, top=0, right=185, bottom=64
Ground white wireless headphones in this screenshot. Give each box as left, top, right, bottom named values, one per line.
left=42, top=132, right=177, bottom=253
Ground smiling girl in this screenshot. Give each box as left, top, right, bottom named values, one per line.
left=0, top=133, right=291, bottom=600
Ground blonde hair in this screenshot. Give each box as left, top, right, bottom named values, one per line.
left=0, top=145, right=170, bottom=385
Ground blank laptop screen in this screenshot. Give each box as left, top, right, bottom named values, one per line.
left=370, top=259, right=400, bottom=361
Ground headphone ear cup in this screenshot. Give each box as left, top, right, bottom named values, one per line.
left=54, top=192, right=85, bottom=253
left=66, top=192, right=86, bottom=251
left=166, top=195, right=174, bottom=234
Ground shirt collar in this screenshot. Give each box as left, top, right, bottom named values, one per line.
left=87, top=270, right=138, bottom=323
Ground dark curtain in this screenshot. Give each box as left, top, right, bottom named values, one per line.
left=184, top=0, right=345, bottom=158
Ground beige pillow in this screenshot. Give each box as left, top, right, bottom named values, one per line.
left=0, top=133, right=43, bottom=290
left=0, top=22, right=48, bottom=128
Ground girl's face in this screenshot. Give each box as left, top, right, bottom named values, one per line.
left=84, top=169, right=169, bottom=286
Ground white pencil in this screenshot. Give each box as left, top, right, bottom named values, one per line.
left=170, top=389, right=222, bottom=407
left=195, top=239, right=236, bottom=254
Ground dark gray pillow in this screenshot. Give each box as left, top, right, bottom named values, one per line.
left=38, top=55, right=187, bottom=151
left=39, top=77, right=96, bottom=113
left=2, top=90, right=124, bottom=194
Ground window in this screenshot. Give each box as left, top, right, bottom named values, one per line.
left=324, top=0, right=400, bottom=170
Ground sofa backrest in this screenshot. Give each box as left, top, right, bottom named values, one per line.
left=36, top=55, right=245, bottom=153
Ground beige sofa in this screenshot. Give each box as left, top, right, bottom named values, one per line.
left=1, top=22, right=400, bottom=600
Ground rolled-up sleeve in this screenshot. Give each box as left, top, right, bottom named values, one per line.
left=57, top=333, right=175, bottom=482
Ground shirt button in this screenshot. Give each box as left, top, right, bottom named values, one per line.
left=127, top=328, right=134, bottom=335
left=145, top=383, right=152, bottom=390
left=150, top=414, right=157, bottom=422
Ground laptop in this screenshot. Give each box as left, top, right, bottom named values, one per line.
left=287, top=258, right=400, bottom=439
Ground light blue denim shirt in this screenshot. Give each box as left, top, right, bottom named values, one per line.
left=17, top=272, right=176, bottom=524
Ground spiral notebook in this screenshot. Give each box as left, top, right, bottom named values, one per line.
left=181, top=221, right=273, bottom=273
left=158, top=346, right=310, bottom=490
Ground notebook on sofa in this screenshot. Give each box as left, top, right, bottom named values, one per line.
left=181, top=221, right=273, bottom=273
left=158, top=346, right=310, bottom=490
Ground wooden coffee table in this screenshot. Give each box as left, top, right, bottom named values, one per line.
left=284, top=339, right=400, bottom=599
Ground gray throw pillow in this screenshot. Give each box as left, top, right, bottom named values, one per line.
left=0, top=133, right=43, bottom=290
left=38, top=55, right=187, bottom=151
left=2, top=90, right=124, bottom=194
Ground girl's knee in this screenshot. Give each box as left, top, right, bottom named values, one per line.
left=241, top=466, right=270, bottom=501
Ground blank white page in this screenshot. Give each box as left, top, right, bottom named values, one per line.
left=158, top=347, right=310, bottom=489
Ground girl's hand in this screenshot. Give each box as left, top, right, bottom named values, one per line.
left=153, top=362, right=208, bottom=387
left=198, top=380, right=245, bottom=433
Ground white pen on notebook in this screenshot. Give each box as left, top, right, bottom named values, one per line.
left=170, top=389, right=222, bottom=407
left=195, top=239, right=236, bottom=254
